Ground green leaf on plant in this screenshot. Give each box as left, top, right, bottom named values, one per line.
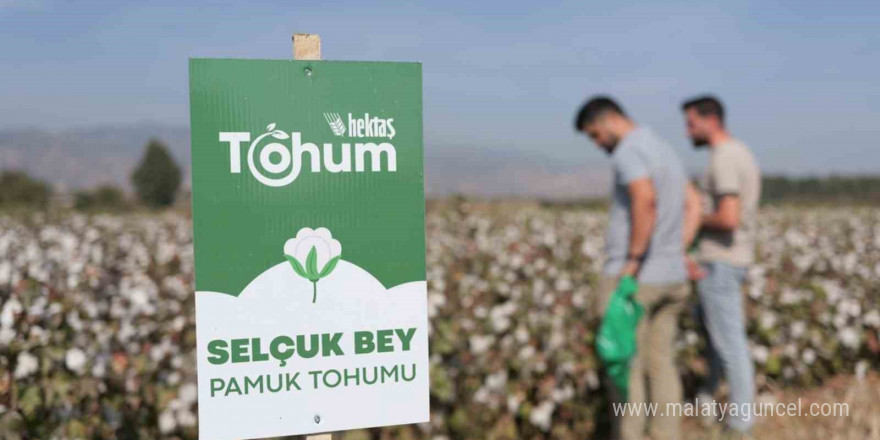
left=319, top=255, right=341, bottom=278
left=306, top=246, right=319, bottom=278
left=284, top=254, right=308, bottom=278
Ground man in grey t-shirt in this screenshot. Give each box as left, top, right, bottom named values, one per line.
left=682, top=95, right=761, bottom=435
left=575, top=96, right=701, bottom=440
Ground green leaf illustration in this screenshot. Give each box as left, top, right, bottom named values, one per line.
left=319, top=255, right=341, bottom=278
left=305, top=246, right=319, bottom=280
left=283, top=243, right=342, bottom=304
left=284, top=254, right=308, bottom=278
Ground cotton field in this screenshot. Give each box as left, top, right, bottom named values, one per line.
left=0, top=204, right=878, bottom=439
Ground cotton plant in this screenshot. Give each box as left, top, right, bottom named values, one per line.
left=0, top=205, right=878, bottom=439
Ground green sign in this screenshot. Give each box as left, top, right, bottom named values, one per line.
left=189, top=59, right=429, bottom=440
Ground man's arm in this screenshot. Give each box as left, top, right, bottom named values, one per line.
left=683, top=182, right=702, bottom=248
left=621, top=177, right=657, bottom=277
left=703, top=149, right=741, bottom=232
left=701, top=195, right=739, bottom=231
left=683, top=182, right=707, bottom=280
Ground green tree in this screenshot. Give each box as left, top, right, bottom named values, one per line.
left=761, top=175, right=880, bottom=204
left=74, top=184, right=128, bottom=211
left=131, top=139, right=182, bottom=207
left=0, top=170, right=51, bottom=208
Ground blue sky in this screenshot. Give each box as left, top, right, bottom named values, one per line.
left=1, top=0, right=879, bottom=175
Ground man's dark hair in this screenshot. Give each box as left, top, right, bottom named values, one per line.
left=682, top=95, right=725, bottom=125
left=574, top=96, right=627, bottom=131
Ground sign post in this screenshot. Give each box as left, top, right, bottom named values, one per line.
left=188, top=34, right=429, bottom=440
left=294, top=32, right=338, bottom=440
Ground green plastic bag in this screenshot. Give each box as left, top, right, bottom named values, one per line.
left=595, top=275, right=643, bottom=400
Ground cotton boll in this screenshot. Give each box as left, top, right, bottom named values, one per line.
left=178, top=383, right=198, bottom=405
left=783, top=343, right=798, bottom=359
left=507, top=395, right=522, bottom=413
left=514, top=325, right=530, bottom=344
left=158, top=410, right=177, bottom=434
left=469, top=335, right=495, bottom=355
left=91, top=358, right=107, bottom=378
left=65, top=348, right=88, bottom=375
left=14, top=352, right=39, bottom=379
left=837, top=327, right=861, bottom=349
left=551, top=384, right=574, bottom=403
left=472, top=387, right=491, bottom=405
left=518, top=345, right=536, bottom=361
left=855, top=360, right=869, bottom=381
left=759, top=312, right=777, bottom=330
left=0, top=261, right=11, bottom=285
left=171, top=316, right=186, bottom=332
left=554, top=277, right=572, bottom=292
left=0, top=298, right=22, bottom=328
left=0, top=328, right=14, bottom=345
left=802, top=349, right=816, bottom=365
left=529, top=400, right=555, bottom=431
left=66, top=311, right=84, bottom=332
left=832, top=313, right=848, bottom=329
left=177, top=409, right=196, bottom=427
left=752, top=345, right=769, bottom=364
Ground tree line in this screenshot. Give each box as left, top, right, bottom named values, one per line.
left=761, top=175, right=880, bottom=204
left=1, top=143, right=879, bottom=210
left=0, top=139, right=181, bottom=210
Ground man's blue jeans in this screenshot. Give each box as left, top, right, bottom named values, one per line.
left=697, top=261, right=755, bottom=432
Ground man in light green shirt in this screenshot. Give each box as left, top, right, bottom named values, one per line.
left=682, top=95, right=761, bottom=436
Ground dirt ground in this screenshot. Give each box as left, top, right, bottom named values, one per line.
left=325, top=373, right=880, bottom=440
left=683, top=373, right=880, bottom=440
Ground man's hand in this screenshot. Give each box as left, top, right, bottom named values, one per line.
left=685, top=255, right=706, bottom=281
left=621, top=258, right=641, bottom=278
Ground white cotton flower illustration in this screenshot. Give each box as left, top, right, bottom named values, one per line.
left=284, top=227, right=342, bottom=273
left=283, top=227, right=343, bottom=303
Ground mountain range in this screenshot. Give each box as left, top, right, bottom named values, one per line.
left=0, top=123, right=609, bottom=199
